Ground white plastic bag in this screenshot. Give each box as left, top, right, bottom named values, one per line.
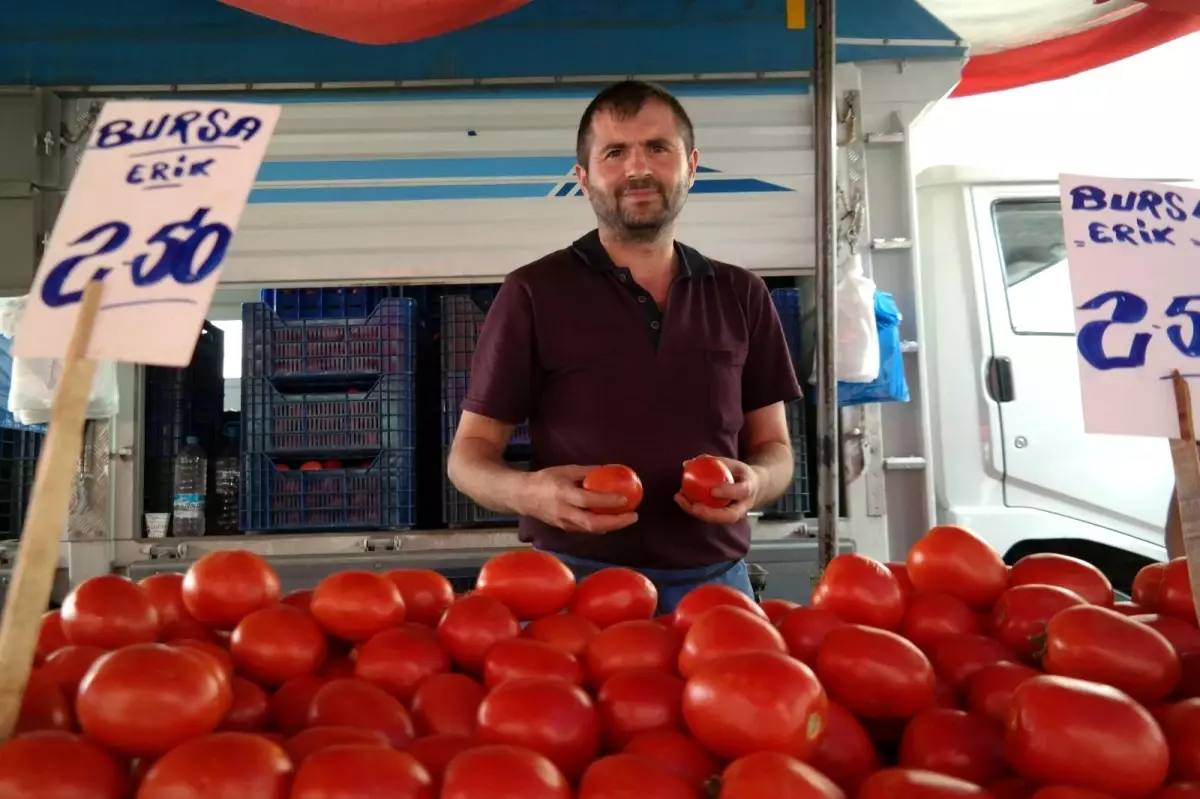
left=809, top=253, right=881, bottom=385
left=0, top=295, right=120, bottom=424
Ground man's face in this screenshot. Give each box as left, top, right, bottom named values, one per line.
left=576, top=101, right=698, bottom=243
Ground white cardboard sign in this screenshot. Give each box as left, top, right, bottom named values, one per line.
left=13, top=99, right=281, bottom=367
left=1062, top=173, right=1200, bottom=438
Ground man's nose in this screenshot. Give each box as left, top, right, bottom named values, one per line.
left=624, top=150, right=650, bottom=178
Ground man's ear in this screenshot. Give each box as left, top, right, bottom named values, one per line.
left=574, top=163, right=590, bottom=197
left=687, top=149, right=699, bottom=189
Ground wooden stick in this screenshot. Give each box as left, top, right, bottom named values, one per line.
left=1169, top=370, right=1200, bottom=628
left=0, top=280, right=102, bottom=741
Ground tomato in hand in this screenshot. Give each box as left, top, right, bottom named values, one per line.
left=231, top=604, right=328, bottom=686
left=858, top=768, right=993, bottom=798
left=817, top=625, right=935, bottom=719
left=310, top=570, right=406, bottom=642
left=907, top=525, right=1009, bottom=610
left=777, top=607, right=847, bottom=666
left=990, top=585, right=1087, bottom=661
left=383, top=569, right=455, bottom=627
left=138, top=732, right=292, bottom=799
left=671, top=584, right=766, bottom=635
left=811, top=553, right=906, bottom=631
left=523, top=613, right=601, bottom=657
left=0, top=731, right=128, bottom=799
left=476, top=676, right=602, bottom=781
left=221, top=676, right=270, bottom=732
left=964, top=661, right=1041, bottom=725
left=307, top=678, right=415, bottom=747
left=61, top=574, right=161, bottom=649
left=440, top=745, right=570, bottom=799
left=719, top=751, right=846, bottom=799
left=182, top=550, right=282, bottom=629
left=475, top=550, right=577, bottom=620
left=680, top=455, right=735, bottom=508
left=1008, top=553, right=1114, bottom=607
left=291, top=744, right=433, bottom=799
left=436, top=594, right=521, bottom=674
left=596, top=669, right=685, bottom=750
left=569, top=568, right=658, bottom=628
left=583, top=464, right=644, bottom=514
left=899, top=708, right=1007, bottom=786
left=931, top=634, right=1020, bottom=689
left=579, top=754, right=699, bottom=799
left=622, top=730, right=721, bottom=790
left=411, top=672, right=487, bottom=738
left=902, top=593, right=984, bottom=654
left=808, top=700, right=880, bottom=795
left=355, top=625, right=451, bottom=701
left=677, top=604, right=787, bottom=678
left=1133, top=562, right=1166, bottom=609
left=584, top=619, right=682, bottom=686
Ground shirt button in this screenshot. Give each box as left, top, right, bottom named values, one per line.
left=638, top=295, right=647, bottom=304
left=619, top=274, right=627, bottom=282
left=651, top=320, right=661, bottom=330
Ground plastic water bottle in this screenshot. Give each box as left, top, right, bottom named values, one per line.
left=213, top=432, right=240, bottom=534
left=173, top=436, right=207, bottom=537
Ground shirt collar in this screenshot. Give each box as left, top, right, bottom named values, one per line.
left=569, top=229, right=713, bottom=279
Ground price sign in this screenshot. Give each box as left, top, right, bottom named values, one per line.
left=1062, top=173, right=1200, bottom=438
left=13, top=100, right=281, bottom=367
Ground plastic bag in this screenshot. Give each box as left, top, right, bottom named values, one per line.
left=0, top=295, right=120, bottom=424
left=808, top=254, right=880, bottom=385
left=839, top=291, right=910, bottom=407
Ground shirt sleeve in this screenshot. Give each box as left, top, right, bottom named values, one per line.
left=461, top=274, right=536, bottom=424
left=742, top=275, right=804, bottom=413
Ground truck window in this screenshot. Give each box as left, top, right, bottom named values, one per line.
left=992, top=199, right=1074, bottom=336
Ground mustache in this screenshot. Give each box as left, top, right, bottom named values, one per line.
left=617, top=178, right=665, bottom=196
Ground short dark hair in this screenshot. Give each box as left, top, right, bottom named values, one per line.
left=575, top=80, right=696, bottom=167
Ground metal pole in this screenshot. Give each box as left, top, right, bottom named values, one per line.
left=813, top=0, right=839, bottom=569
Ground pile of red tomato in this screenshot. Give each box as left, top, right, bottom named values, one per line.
left=4, top=525, right=1200, bottom=798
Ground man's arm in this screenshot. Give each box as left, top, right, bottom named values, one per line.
left=741, top=401, right=796, bottom=507
left=446, top=411, right=526, bottom=516
left=1168, top=487, right=1184, bottom=559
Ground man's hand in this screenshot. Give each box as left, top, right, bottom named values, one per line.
left=674, top=456, right=764, bottom=525
left=519, top=465, right=639, bottom=534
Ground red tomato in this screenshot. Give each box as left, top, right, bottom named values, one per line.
left=475, top=550, right=577, bottom=620
left=483, top=638, right=583, bottom=688
left=719, top=751, right=845, bottom=799
left=291, top=744, right=433, bottom=798
left=903, top=593, right=985, bottom=653
left=319, top=655, right=357, bottom=679
left=230, top=604, right=328, bottom=686
left=1161, top=699, right=1200, bottom=781
left=1155, top=785, right=1200, bottom=798
left=0, top=730, right=128, bottom=799
left=858, top=768, right=993, bottom=798
left=907, top=525, right=1009, bottom=610
left=677, top=604, right=787, bottom=678
left=569, top=568, right=659, bottom=628
left=899, top=708, right=1007, bottom=786
left=138, top=573, right=204, bottom=640
left=383, top=569, right=455, bottom=627
left=181, top=550, right=281, bottom=629
left=436, top=594, right=521, bottom=674
left=270, top=674, right=327, bottom=735
left=622, top=730, right=721, bottom=790
left=16, top=669, right=72, bottom=735
left=310, top=571, right=405, bottom=642
left=811, top=553, right=906, bottom=631
left=1006, top=675, right=1169, bottom=797
left=1042, top=605, right=1180, bottom=703
left=354, top=625, right=450, bottom=702
left=39, top=644, right=105, bottom=698
left=171, top=639, right=234, bottom=692
left=583, top=464, right=645, bottom=513
left=1030, top=789, right=1119, bottom=799
left=523, top=613, right=601, bottom=657
left=965, top=661, right=1041, bottom=725
left=1133, top=614, right=1200, bottom=656
left=61, top=574, right=161, bottom=649
left=682, top=650, right=828, bottom=761
left=671, top=584, right=766, bottom=635
left=285, top=726, right=390, bottom=766
left=221, top=676, right=270, bottom=731
left=809, top=700, right=881, bottom=795
left=990, top=585, right=1087, bottom=661
left=932, top=634, right=1020, bottom=688
left=307, top=678, right=414, bottom=747
left=76, top=644, right=229, bottom=756
left=440, top=745, right=570, bottom=799
left=1008, top=553, right=1114, bottom=607
left=477, top=677, right=601, bottom=781
left=888, top=562, right=916, bottom=602
left=1133, top=562, right=1167, bottom=608
left=281, top=589, right=313, bottom=614
left=403, top=734, right=477, bottom=790
left=138, top=732, right=292, bottom=798
left=760, top=598, right=800, bottom=625
left=596, top=669, right=684, bottom=750
left=584, top=620, right=682, bottom=686
left=817, top=625, right=936, bottom=719
left=411, top=672, right=487, bottom=737
left=1159, top=559, right=1199, bottom=625
left=680, top=455, right=735, bottom=507
left=35, top=611, right=68, bottom=666
left=1113, top=601, right=1147, bottom=616
left=579, top=753, right=698, bottom=798
left=777, top=606, right=847, bottom=665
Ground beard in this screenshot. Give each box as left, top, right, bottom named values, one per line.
left=588, top=175, right=690, bottom=243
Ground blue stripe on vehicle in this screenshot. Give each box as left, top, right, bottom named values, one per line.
left=555, top=182, right=577, bottom=197
left=248, top=182, right=561, bottom=204
left=257, top=158, right=724, bottom=182
left=690, top=178, right=791, bottom=194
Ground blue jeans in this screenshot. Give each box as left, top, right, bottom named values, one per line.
left=543, top=550, right=755, bottom=615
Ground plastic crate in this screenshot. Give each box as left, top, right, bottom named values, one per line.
left=0, top=428, right=43, bottom=537
left=440, top=371, right=530, bottom=449
left=240, top=451, right=414, bottom=533
left=243, top=298, right=416, bottom=380
left=441, top=460, right=528, bottom=528
left=260, top=286, right=400, bottom=320
left=766, top=288, right=813, bottom=519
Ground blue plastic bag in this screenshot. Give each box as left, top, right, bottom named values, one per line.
left=838, top=291, right=909, bottom=407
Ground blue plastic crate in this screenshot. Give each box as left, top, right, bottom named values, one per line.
left=242, top=375, right=414, bottom=456
left=767, top=288, right=812, bottom=519
left=0, top=428, right=43, bottom=537
left=259, top=286, right=400, bottom=320
left=243, top=297, right=416, bottom=380
left=240, top=451, right=414, bottom=533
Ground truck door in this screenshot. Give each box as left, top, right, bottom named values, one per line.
left=971, top=185, right=1172, bottom=549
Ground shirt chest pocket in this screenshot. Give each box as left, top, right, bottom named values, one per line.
left=703, top=348, right=747, bottom=434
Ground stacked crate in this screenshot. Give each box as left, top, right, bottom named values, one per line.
left=767, top=288, right=813, bottom=518
left=239, top=289, right=417, bottom=533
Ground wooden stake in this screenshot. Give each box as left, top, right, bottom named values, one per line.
left=0, top=280, right=102, bottom=741
left=1169, top=370, right=1200, bottom=628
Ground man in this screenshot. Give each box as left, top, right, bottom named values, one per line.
left=446, top=80, right=804, bottom=612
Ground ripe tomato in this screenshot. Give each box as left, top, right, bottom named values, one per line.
left=39, top=644, right=105, bottom=698
left=281, top=588, right=313, bottom=614
left=777, top=607, right=847, bottom=666
left=1133, top=562, right=1166, bottom=608
left=221, top=676, right=270, bottom=731
left=1006, top=675, right=1169, bottom=797
left=270, top=674, right=327, bottom=735
left=61, top=574, right=161, bottom=649
left=888, top=562, right=915, bottom=603
left=682, top=650, right=828, bottom=761
left=477, top=677, right=601, bottom=781
left=579, top=754, right=698, bottom=798
left=817, top=625, right=935, bottom=718
left=181, top=550, right=281, bottom=629
left=907, top=526, right=1009, bottom=610
left=677, top=604, right=786, bottom=678
left=1042, top=605, right=1180, bottom=703
left=440, top=745, right=570, bottom=799
left=964, top=661, right=1041, bottom=725
left=671, top=584, right=766, bottom=635
left=990, top=585, right=1087, bottom=661
left=403, top=734, right=477, bottom=790
left=138, top=573, right=204, bottom=640
left=230, top=604, right=328, bottom=685
left=858, top=768, right=993, bottom=798
left=760, top=598, right=800, bottom=625
left=1155, top=786, right=1200, bottom=798
left=523, top=613, right=601, bottom=657
left=310, top=571, right=405, bottom=642
left=76, top=644, right=229, bottom=756
left=436, top=594, right=521, bottom=674
left=1008, top=553, right=1114, bottom=607
left=596, top=669, right=684, bottom=750
left=1029, top=788, right=1120, bottom=799
left=291, top=744, right=433, bottom=798
left=35, top=611, right=68, bottom=666
left=569, top=568, right=659, bottom=628
left=680, top=455, right=735, bottom=507
left=354, top=625, right=450, bottom=701
left=903, top=593, right=984, bottom=653
left=987, top=777, right=1037, bottom=799
left=811, top=553, right=906, bottom=631
left=307, top=678, right=415, bottom=747
left=1161, top=699, right=1200, bottom=781
left=931, top=634, right=1020, bottom=688
left=410, top=672, right=487, bottom=737
left=172, top=639, right=234, bottom=695
left=383, top=569, right=455, bottom=627
left=0, top=730, right=128, bottom=799
left=584, top=619, right=682, bottom=686
left=475, top=550, right=577, bottom=620
left=719, top=751, right=845, bottom=799
left=284, top=726, right=391, bottom=766
left=138, top=732, right=292, bottom=799
left=15, top=669, right=72, bottom=735
left=483, top=638, right=583, bottom=688
left=583, top=464, right=645, bottom=513
left=808, top=700, right=880, bottom=795
left=1159, top=559, right=1199, bottom=625
left=622, top=730, right=721, bottom=790
left=899, top=708, right=1007, bottom=786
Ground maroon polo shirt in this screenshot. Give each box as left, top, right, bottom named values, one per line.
left=461, top=229, right=804, bottom=569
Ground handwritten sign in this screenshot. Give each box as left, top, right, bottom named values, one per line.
left=13, top=100, right=281, bottom=367
left=1062, top=173, right=1200, bottom=438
